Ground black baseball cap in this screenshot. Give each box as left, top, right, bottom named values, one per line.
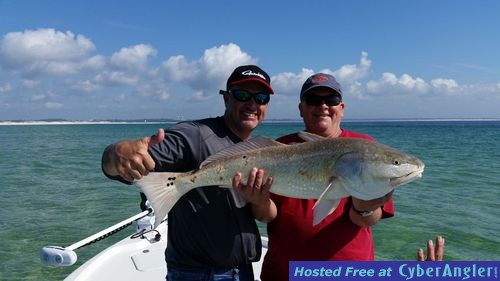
left=226, top=65, right=274, bottom=94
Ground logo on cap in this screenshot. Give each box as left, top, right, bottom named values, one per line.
left=226, top=65, right=273, bottom=94
left=242, top=70, right=266, bottom=81
left=312, top=75, right=329, bottom=84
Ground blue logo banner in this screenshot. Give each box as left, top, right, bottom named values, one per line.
left=289, top=261, right=500, bottom=281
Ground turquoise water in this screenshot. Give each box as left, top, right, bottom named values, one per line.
left=0, top=120, right=499, bottom=280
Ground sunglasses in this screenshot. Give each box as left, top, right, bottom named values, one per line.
left=220, top=89, right=271, bottom=105
left=302, top=94, right=342, bottom=106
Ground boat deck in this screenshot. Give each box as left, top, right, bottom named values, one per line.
left=64, top=221, right=267, bottom=281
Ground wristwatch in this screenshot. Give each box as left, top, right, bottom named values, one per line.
left=352, top=205, right=375, bottom=217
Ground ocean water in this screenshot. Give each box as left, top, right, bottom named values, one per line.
left=0, top=120, right=499, bottom=280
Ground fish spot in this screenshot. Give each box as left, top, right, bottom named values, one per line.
left=242, top=155, right=249, bottom=166
left=219, top=176, right=224, bottom=181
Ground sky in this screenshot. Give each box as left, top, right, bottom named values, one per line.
left=1, top=0, right=499, bottom=121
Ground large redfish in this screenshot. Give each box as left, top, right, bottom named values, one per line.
left=135, top=132, right=424, bottom=227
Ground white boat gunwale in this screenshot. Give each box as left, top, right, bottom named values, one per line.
left=63, top=220, right=268, bottom=281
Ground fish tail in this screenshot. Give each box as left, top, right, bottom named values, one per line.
left=134, top=172, right=189, bottom=228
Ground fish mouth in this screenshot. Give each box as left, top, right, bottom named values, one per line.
left=390, top=168, right=425, bottom=186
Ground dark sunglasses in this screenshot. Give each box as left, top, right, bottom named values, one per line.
left=303, top=94, right=342, bottom=106
left=220, top=89, right=271, bottom=105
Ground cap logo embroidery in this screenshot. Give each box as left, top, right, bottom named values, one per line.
left=242, top=70, right=266, bottom=81
left=312, top=75, right=328, bottom=83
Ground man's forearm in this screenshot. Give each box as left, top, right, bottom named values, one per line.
left=252, top=199, right=277, bottom=223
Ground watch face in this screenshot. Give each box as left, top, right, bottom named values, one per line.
left=359, top=210, right=374, bottom=217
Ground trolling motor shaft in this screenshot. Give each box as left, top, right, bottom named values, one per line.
left=40, top=209, right=153, bottom=267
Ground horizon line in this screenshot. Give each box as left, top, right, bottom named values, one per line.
left=1, top=117, right=500, bottom=126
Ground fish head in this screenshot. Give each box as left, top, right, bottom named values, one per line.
left=332, top=141, right=425, bottom=200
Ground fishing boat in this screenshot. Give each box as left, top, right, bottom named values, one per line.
left=41, top=210, right=268, bottom=281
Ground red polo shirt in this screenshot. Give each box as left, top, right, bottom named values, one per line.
left=261, top=130, right=395, bottom=281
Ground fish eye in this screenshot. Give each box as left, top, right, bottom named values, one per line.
left=393, top=160, right=400, bottom=165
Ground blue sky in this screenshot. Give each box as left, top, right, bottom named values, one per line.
left=1, top=0, right=499, bottom=120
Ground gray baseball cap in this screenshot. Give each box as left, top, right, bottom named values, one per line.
left=300, top=73, right=342, bottom=99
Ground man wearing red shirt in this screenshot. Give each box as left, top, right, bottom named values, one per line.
left=261, top=73, right=395, bottom=281
left=232, top=73, right=444, bottom=281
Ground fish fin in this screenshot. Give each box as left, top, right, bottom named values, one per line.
left=297, top=131, right=327, bottom=142
left=314, top=178, right=335, bottom=206
left=134, top=172, right=188, bottom=228
left=312, top=179, right=335, bottom=225
left=312, top=199, right=341, bottom=226
left=311, top=177, right=350, bottom=226
left=200, top=136, right=286, bottom=168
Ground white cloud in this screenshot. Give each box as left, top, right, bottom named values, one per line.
left=269, top=52, right=373, bottom=99
left=162, top=43, right=257, bottom=91
left=271, top=68, right=314, bottom=96
left=136, top=83, right=170, bottom=100
left=1, top=30, right=499, bottom=120
left=110, top=44, right=157, bottom=71
left=190, top=90, right=212, bottom=102
left=81, top=55, right=106, bottom=71
left=94, top=71, right=138, bottom=86
left=162, top=55, right=199, bottom=82
left=430, top=78, right=459, bottom=93
left=34, top=61, right=81, bottom=76
left=71, top=80, right=100, bottom=93
left=269, top=52, right=374, bottom=99
left=199, top=43, right=255, bottom=81
left=366, top=72, right=429, bottom=96
left=124, top=43, right=258, bottom=103
left=334, top=51, right=371, bottom=84
left=0, top=28, right=95, bottom=75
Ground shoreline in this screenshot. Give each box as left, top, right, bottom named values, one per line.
left=1, top=118, right=500, bottom=126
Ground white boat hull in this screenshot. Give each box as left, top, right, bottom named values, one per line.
left=65, top=221, right=268, bottom=281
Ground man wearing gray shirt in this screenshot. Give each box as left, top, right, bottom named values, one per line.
left=102, top=65, right=277, bottom=281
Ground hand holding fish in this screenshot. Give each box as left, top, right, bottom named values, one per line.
left=232, top=168, right=277, bottom=223
left=102, top=129, right=165, bottom=182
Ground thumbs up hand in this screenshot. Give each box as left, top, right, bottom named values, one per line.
left=102, top=129, right=165, bottom=182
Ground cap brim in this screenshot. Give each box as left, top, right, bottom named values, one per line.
left=229, top=78, right=274, bottom=94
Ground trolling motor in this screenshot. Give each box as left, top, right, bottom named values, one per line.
left=40, top=208, right=153, bottom=267
left=40, top=246, right=78, bottom=266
